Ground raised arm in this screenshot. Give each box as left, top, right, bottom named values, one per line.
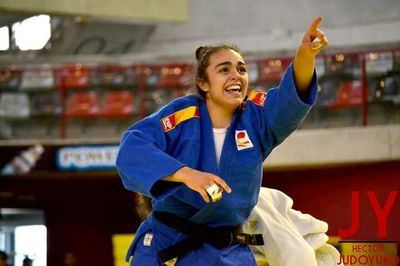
left=294, top=16, right=328, bottom=99
left=248, top=18, right=328, bottom=156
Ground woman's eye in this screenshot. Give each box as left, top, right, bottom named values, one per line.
left=219, top=67, right=229, bottom=73
left=238, top=66, right=247, bottom=73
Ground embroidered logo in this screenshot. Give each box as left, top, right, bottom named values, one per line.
left=248, top=91, right=267, bottom=106
left=235, top=130, right=254, bottom=151
left=161, top=114, right=176, bottom=131
left=143, top=233, right=153, bottom=246
left=160, top=106, right=200, bottom=132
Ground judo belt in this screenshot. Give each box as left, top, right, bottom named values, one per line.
left=153, top=211, right=264, bottom=263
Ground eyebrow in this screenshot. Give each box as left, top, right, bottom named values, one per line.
left=215, top=61, right=246, bottom=69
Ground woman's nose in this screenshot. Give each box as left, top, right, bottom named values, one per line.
left=230, top=69, right=240, bottom=80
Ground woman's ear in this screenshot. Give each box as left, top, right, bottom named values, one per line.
left=197, top=78, right=209, bottom=92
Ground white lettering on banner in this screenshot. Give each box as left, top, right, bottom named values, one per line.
left=57, top=146, right=119, bottom=170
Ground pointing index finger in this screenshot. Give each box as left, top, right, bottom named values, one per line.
left=308, top=16, right=323, bottom=32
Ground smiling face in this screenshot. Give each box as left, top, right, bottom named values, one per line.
left=198, top=49, right=249, bottom=113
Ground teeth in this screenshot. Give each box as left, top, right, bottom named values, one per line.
left=225, top=85, right=241, bottom=91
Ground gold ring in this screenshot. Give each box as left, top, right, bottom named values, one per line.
left=206, top=184, right=222, bottom=202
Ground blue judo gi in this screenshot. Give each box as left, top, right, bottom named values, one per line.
left=116, top=64, right=318, bottom=265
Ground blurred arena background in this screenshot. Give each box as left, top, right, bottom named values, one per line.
left=0, top=0, right=399, bottom=265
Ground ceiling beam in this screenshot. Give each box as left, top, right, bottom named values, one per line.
left=0, top=0, right=188, bottom=23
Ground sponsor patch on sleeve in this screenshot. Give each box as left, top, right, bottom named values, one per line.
left=161, top=106, right=200, bottom=132
left=161, top=114, right=176, bottom=132
left=248, top=91, right=268, bottom=106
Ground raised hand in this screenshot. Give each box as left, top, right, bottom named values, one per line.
left=294, top=16, right=328, bottom=92
left=299, top=16, right=329, bottom=56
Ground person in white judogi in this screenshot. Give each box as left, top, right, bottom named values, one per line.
left=243, top=187, right=343, bottom=266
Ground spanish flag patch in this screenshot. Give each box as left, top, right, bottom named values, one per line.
left=248, top=91, right=268, bottom=106
left=161, top=106, right=200, bottom=132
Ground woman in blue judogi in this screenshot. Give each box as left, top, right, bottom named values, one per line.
left=116, top=17, right=328, bottom=266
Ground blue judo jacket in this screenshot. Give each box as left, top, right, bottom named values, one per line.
left=116, top=64, right=317, bottom=265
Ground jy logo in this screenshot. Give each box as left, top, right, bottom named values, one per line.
left=338, top=191, right=398, bottom=238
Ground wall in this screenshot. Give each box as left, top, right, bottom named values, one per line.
left=0, top=174, right=140, bottom=266
left=0, top=0, right=399, bottom=63
left=266, top=125, right=400, bottom=168
left=138, top=0, right=400, bottom=59
left=264, top=161, right=400, bottom=241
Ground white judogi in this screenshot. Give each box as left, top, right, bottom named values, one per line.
left=244, top=187, right=343, bottom=266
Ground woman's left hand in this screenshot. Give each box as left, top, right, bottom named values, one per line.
left=294, top=16, right=328, bottom=92
left=298, top=16, right=329, bottom=57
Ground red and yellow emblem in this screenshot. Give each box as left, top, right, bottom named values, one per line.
left=161, top=106, right=200, bottom=132
left=235, top=130, right=254, bottom=150
left=248, top=91, right=268, bottom=106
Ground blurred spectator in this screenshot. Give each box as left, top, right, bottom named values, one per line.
left=64, top=252, right=77, bottom=266
left=0, top=251, right=8, bottom=266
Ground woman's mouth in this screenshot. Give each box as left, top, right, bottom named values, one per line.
left=225, top=85, right=242, bottom=95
